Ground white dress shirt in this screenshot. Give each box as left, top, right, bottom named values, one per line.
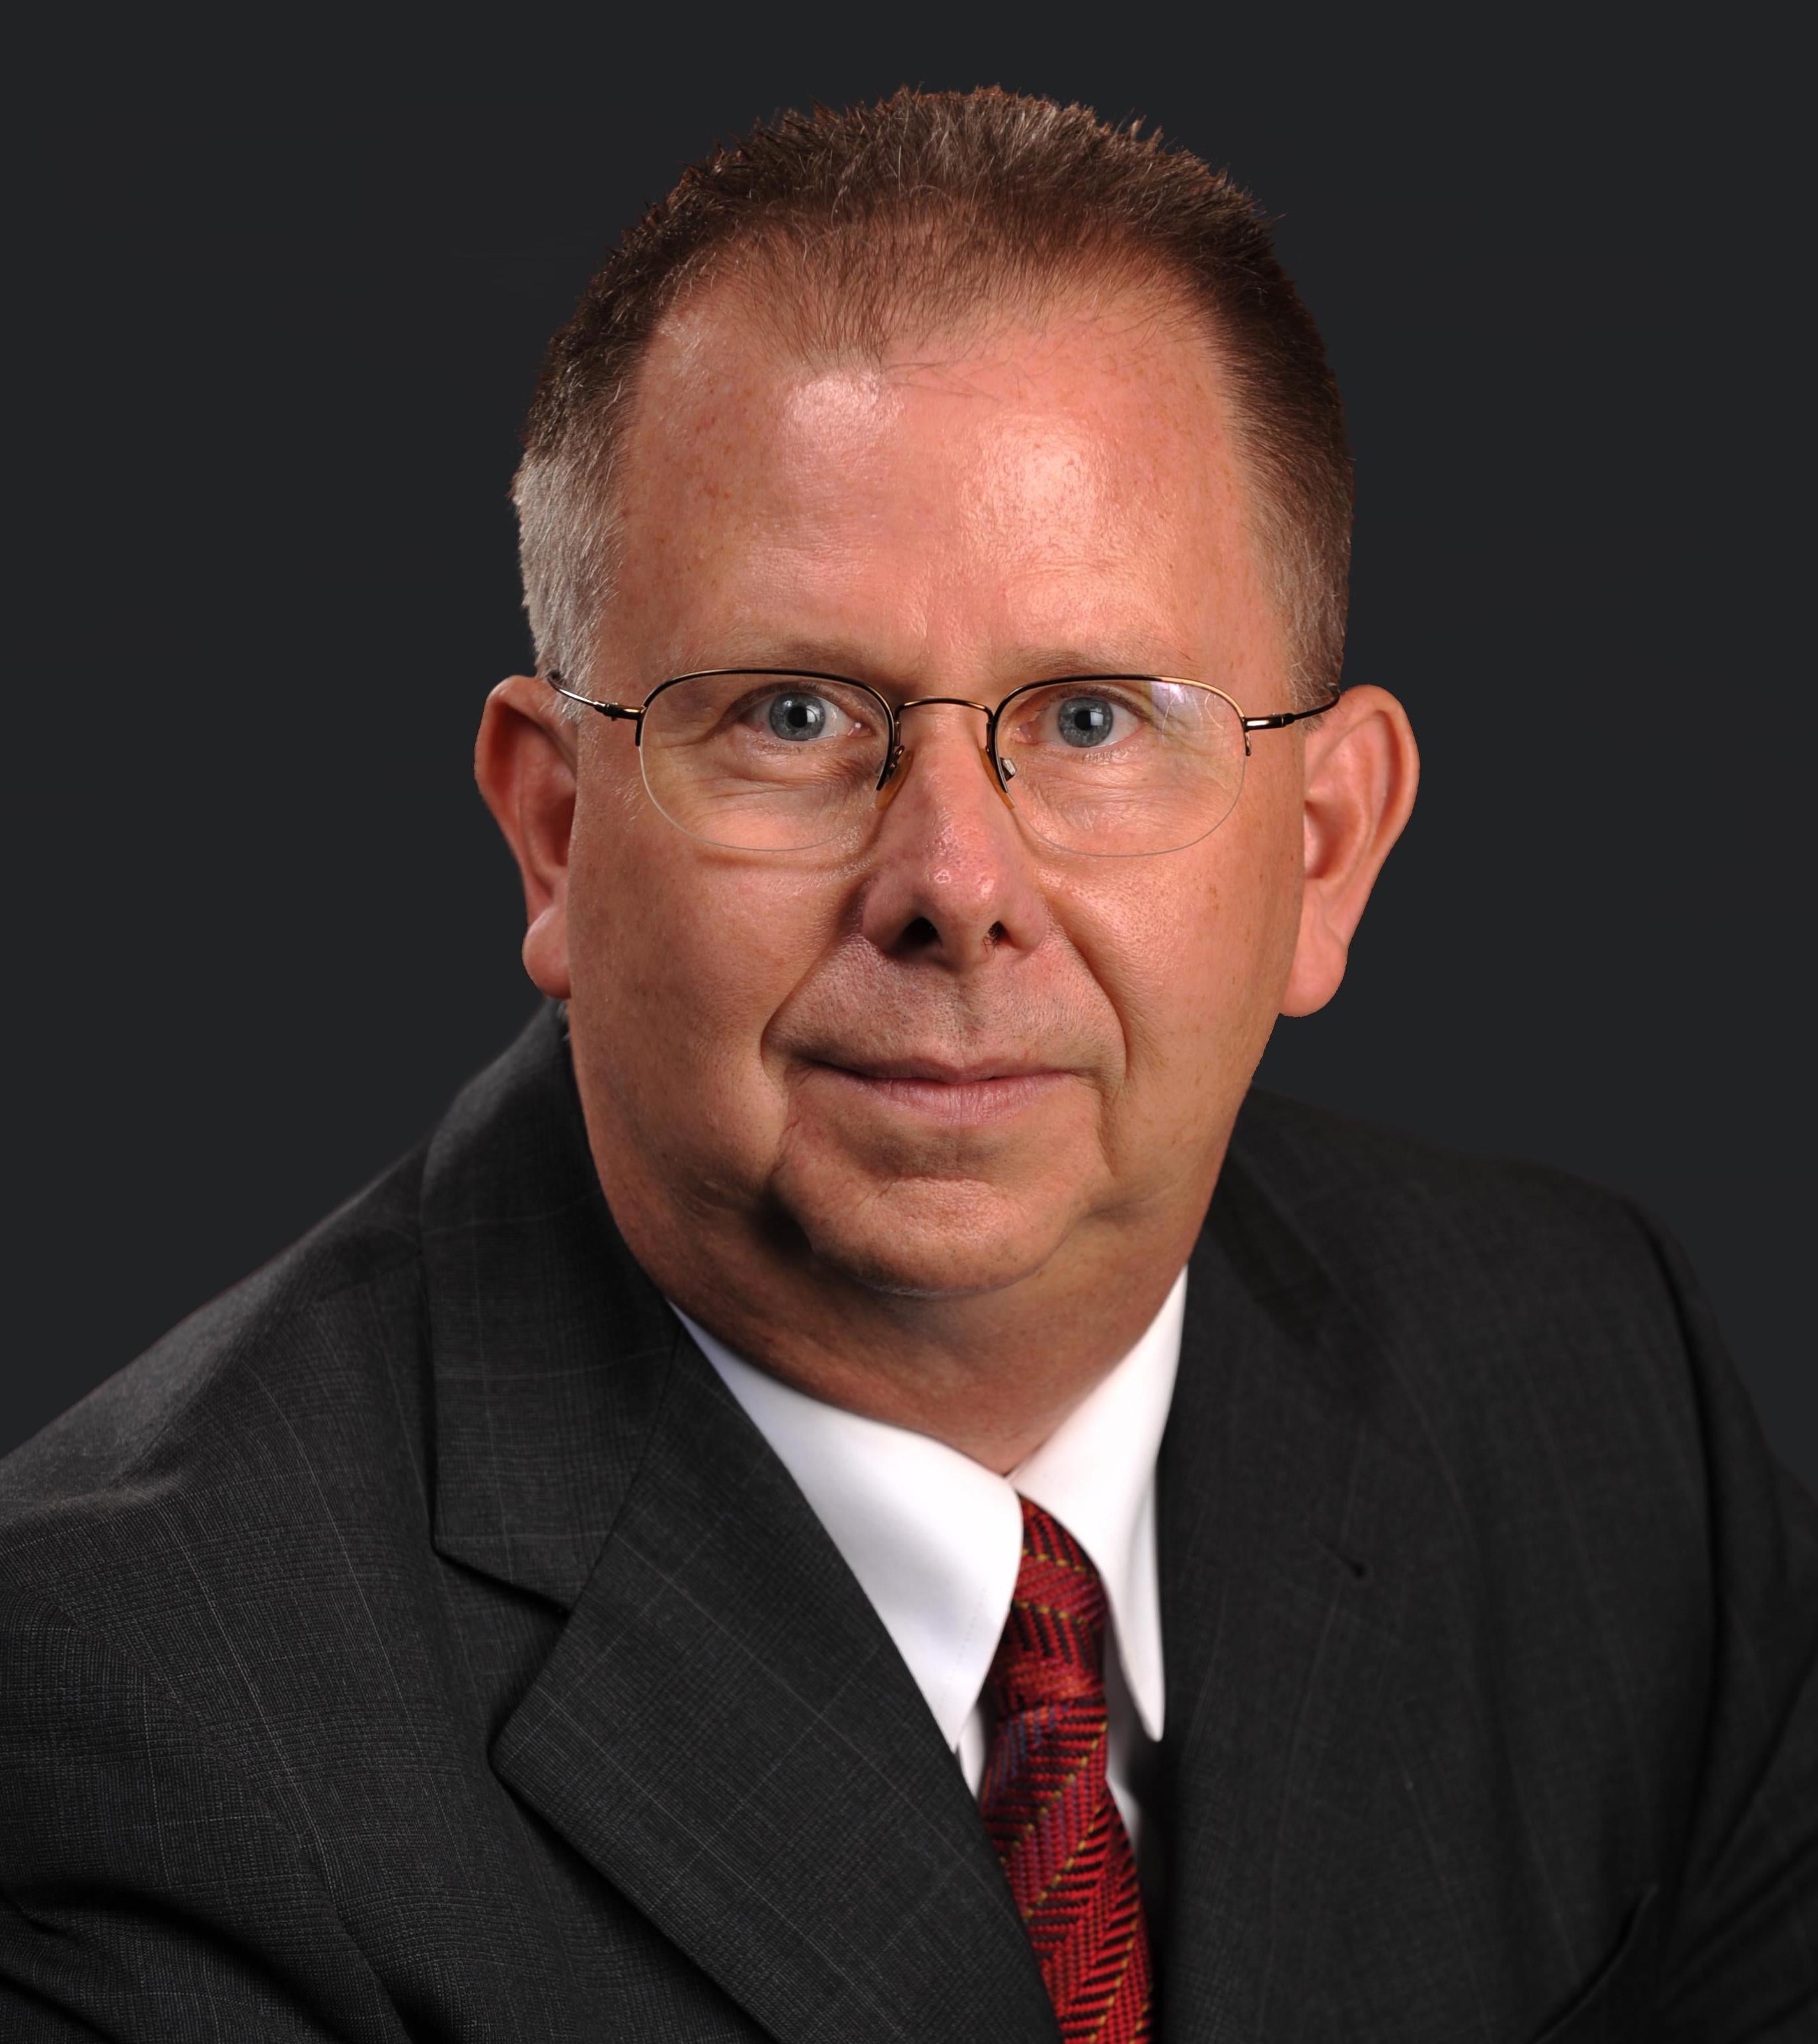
left=671, top=1268, right=1185, bottom=1856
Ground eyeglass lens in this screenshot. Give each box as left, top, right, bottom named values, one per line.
left=637, top=672, right=1248, bottom=856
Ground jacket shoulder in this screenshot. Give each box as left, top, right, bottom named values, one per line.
left=1229, top=1086, right=1675, bottom=1319
left=1223, top=1087, right=1743, bottom=1610
left=1232, top=1084, right=1636, bottom=1213
left=1223, top=1088, right=1710, bottom=1509
left=0, top=1141, right=432, bottom=1582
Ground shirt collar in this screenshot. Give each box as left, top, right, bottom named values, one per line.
left=673, top=1270, right=1184, bottom=1751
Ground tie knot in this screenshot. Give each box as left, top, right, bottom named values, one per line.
left=987, top=1497, right=1108, bottom=1717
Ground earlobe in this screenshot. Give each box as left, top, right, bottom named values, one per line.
left=1279, top=685, right=1420, bottom=1018
left=474, top=674, right=580, bottom=1001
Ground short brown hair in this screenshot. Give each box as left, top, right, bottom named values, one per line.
left=513, top=88, right=1351, bottom=706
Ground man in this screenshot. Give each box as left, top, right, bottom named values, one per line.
left=2, top=87, right=1811, bottom=2041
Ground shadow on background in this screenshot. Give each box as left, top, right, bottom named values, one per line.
left=9, top=16, right=1809, bottom=1492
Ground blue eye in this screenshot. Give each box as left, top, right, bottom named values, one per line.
left=767, top=694, right=833, bottom=741
left=1056, top=696, right=1117, bottom=747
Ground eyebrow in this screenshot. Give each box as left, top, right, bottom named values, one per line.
left=664, top=636, right=1201, bottom=691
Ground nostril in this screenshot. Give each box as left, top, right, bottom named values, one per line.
left=902, top=916, right=940, bottom=950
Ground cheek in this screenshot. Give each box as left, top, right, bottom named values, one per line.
left=1071, top=823, right=1302, bottom=1095
left=570, top=789, right=841, bottom=1100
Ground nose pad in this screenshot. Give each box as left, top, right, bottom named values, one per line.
left=871, top=743, right=1019, bottom=817
left=875, top=745, right=914, bottom=813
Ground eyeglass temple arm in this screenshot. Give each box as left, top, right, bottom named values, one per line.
left=1238, top=689, right=1342, bottom=733
left=545, top=673, right=641, bottom=721
left=1235, top=689, right=1341, bottom=756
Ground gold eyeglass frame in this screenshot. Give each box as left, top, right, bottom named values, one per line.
left=544, top=667, right=1341, bottom=856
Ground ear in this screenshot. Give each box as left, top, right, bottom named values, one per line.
left=1280, top=685, right=1420, bottom=1018
left=474, top=673, right=580, bottom=999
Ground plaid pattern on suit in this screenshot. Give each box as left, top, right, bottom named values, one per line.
left=3, top=1001, right=1813, bottom=2039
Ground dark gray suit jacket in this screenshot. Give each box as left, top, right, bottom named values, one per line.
left=3, top=1003, right=1813, bottom=2041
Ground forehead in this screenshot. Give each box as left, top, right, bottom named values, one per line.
left=606, top=275, right=1279, bottom=685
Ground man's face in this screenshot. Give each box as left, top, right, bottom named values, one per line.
left=552, top=282, right=1312, bottom=1301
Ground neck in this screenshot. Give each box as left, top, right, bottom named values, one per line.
left=597, top=1170, right=1208, bottom=1474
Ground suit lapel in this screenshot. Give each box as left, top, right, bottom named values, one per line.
left=494, top=1330, right=1057, bottom=2043
left=1155, top=1140, right=1446, bottom=2041
left=422, top=1005, right=1056, bottom=2043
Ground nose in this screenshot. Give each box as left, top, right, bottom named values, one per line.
left=856, top=702, right=1049, bottom=967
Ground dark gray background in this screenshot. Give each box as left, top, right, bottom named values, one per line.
left=9, top=15, right=1810, bottom=1491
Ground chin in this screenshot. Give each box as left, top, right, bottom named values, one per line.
left=782, top=1174, right=1083, bottom=1301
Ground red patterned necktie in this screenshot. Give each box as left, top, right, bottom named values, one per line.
left=980, top=1496, right=1154, bottom=2043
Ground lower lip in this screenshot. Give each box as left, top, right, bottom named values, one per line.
left=815, top=1067, right=1071, bottom=1127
